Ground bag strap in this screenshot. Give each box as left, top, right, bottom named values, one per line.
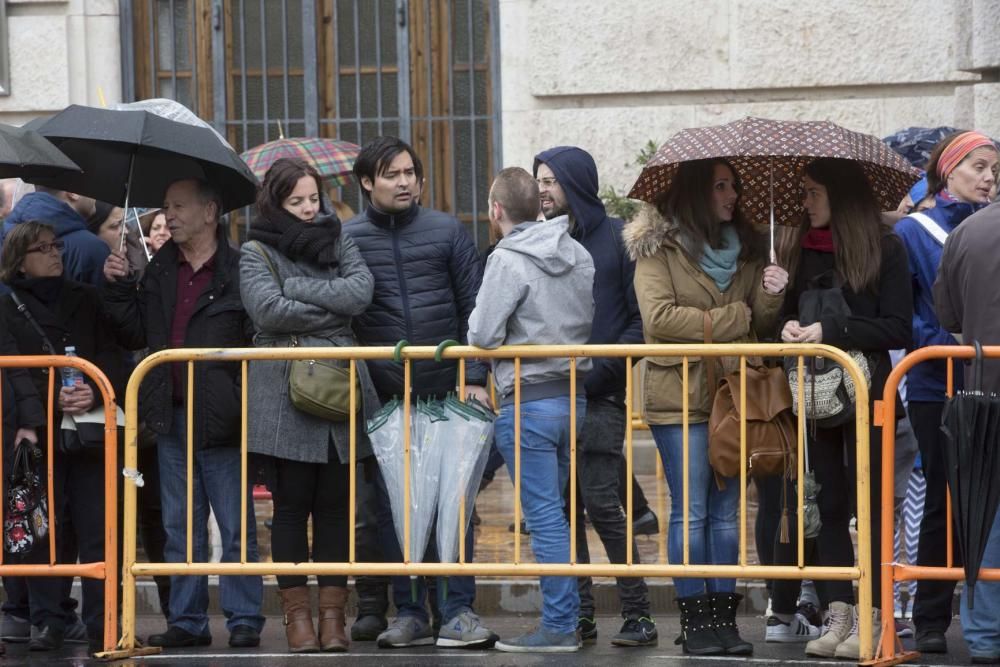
left=907, top=212, right=949, bottom=246
left=9, top=293, right=57, bottom=355
left=703, top=311, right=717, bottom=392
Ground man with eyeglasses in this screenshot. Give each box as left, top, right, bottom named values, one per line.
left=532, top=146, right=657, bottom=647
left=1, top=186, right=106, bottom=288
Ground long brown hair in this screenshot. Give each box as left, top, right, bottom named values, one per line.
left=653, top=158, right=761, bottom=262
left=792, top=158, right=888, bottom=293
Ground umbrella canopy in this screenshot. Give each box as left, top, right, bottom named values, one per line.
left=112, top=98, right=233, bottom=150
left=241, top=136, right=360, bottom=186
left=27, top=104, right=258, bottom=212
left=883, top=126, right=959, bottom=169
left=0, top=123, right=81, bottom=180
left=627, top=117, right=921, bottom=229
left=940, top=342, right=1000, bottom=608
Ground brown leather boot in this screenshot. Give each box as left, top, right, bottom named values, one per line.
left=278, top=587, right=320, bottom=653
left=318, top=586, right=349, bottom=652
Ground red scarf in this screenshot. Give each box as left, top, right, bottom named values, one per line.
left=801, top=228, right=834, bottom=253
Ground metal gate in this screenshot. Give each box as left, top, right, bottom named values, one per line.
left=119, top=0, right=501, bottom=248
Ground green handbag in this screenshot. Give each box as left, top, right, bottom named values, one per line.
left=251, top=242, right=361, bottom=422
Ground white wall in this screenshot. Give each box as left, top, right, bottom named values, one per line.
left=0, top=0, right=121, bottom=125
left=499, top=0, right=1000, bottom=198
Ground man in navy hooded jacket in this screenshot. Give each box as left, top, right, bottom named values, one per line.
left=2, top=186, right=107, bottom=286
left=533, top=146, right=656, bottom=646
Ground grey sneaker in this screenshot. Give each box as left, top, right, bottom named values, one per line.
left=436, top=611, right=498, bottom=649
left=1, top=614, right=30, bottom=643
left=495, top=626, right=581, bottom=653
left=376, top=616, right=435, bottom=649
left=62, top=617, right=88, bottom=644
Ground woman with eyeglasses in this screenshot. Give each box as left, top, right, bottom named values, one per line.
left=0, top=221, right=127, bottom=653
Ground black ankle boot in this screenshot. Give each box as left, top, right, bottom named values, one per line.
left=675, top=595, right=724, bottom=655
left=709, top=592, right=753, bottom=655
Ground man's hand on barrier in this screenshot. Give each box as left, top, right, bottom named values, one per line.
left=14, top=428, right=37, bottom=445
left=465, top=385, right=492, bottom=409
left=59, top=384, right=95, bottom=415
left=103, top=250, right=131, bottom=283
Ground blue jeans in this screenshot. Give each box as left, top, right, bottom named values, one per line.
left=961, top=507, right=1000, bottom=658
left=157, top=407, right=264, bottom=635
left=650, top=422, right=738, bottom=597
left=495, top=396, right=585, bottom=635
left=373, top=468, right=476, bottom=624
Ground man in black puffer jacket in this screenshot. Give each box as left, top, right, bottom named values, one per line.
left=344, top=136, right=494, bottom=651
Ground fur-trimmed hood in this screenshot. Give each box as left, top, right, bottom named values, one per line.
left=623, top=204, right=682, bottom=261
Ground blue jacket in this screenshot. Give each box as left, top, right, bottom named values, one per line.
left=534, top=146, right=644, bottom=398
left=344, top=204, right=488, bottom=399
left=894, top=195, right=985, bottom=401
left=2, top=192, right=109, bottom=288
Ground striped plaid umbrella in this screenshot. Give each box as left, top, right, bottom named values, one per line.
left=241, top=136, right=361, bottom=186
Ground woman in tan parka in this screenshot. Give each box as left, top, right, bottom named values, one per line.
left=625, top=158, right=787, bottom=656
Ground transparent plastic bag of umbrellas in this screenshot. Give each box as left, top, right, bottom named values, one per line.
left=405, top=399, right=447, bottom=564
left=435, top=395, right=495, bottom=564
left=367, top=398, right=405, bottom=544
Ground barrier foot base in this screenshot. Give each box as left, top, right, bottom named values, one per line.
left=859, top=649, right=920, bottom=666
left=95, top=646, right=162, bottom=660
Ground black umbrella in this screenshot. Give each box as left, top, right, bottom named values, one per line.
left=940, top=341, right=1000, bottom=608
left=0, top=122, right=81, bottom=179
left=25, top=104, right=258, bottom=213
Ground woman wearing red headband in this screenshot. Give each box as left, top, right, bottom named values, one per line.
left=893, top=130, right=998, bottom=656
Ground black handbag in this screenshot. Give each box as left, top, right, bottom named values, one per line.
left=3, top=439, right=49, bottom=554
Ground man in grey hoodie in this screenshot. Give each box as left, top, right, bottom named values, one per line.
left=468, top=167, right=595, bottom=653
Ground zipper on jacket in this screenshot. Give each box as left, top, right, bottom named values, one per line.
left=390, top=217, right=415, bottom=341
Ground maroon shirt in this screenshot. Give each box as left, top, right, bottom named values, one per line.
left=170, top=253, right=216, bottom=401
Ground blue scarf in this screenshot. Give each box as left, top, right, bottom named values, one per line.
left=698, top=224, right=741, bottom=292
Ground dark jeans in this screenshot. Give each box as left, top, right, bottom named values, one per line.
left=770, top=422, right=883, bottom=612
left=621, top=466, right=651, bottom=517
left=571, top=396, right=650, bottom=618
left=754, top=475, right=784, bottom=594
left=910, top=401, right=959, bottom=633
left=354, top=460, right=389, bottom=617
left=268, top=450, right=350, bottom=589
left=373, top=467, right=477, bottom=623
left=137, top=433, right=170, bottom=618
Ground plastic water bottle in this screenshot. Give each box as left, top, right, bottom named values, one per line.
left=61, top=345, right=85, bottom=388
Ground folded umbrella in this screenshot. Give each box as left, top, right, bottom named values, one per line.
left=940, top=342, right=1000, bottom=608
left=0, top=122, right=81, bottom=180
left=26, top=104, right=258, bottom=212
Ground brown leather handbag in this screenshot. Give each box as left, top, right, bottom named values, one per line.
left=703, top=313, right=797, bottom=481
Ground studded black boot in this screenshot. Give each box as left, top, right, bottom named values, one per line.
left=674, top=594, right=724, bottom=655
left=709, top=592, right=753, bottom=655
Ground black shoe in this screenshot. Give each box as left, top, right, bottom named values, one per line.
left=352, top=614, right=389, bottom=641
left=88, top=636, right=105, bottom=655
left=709, top=592, right=753, bottom=655
left=633, top=509, right=659, bottom=536
left=675, top=595, right=725, bottom=656
left=915, top=629, right=947, bottom=653
left=611, top=616, right=658, bottom=646
left=28, top=625, right=64, bottom=652
left=796, top=600, right=823, bottom=628
left=577, top=616, right=597, bottom=644
left=147, top=625, right=212, bottom=648
left=229, top=625, right=260, bottom=648
left=507, top=519, right=530, bottom=535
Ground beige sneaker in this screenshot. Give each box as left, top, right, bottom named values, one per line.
left=834, top=606, right=882, bottom=660
left=805, top=601, right=854, bottom=658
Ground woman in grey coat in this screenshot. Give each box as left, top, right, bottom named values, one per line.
left=240, top=158, right=376, bottom=654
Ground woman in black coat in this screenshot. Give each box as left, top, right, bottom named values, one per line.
left=0, top=221, right=126, bottom=652
left=769, top=158, right=912, bottom=660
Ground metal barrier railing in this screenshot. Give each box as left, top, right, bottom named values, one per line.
left=112, top=343, right=874, bottom=660
left=0, top=355, right=119, bottom=654
left=869, top=345, right=1000, bottom=667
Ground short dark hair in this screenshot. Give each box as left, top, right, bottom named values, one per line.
left=167, top=178, right=222, bottom=221
left=490, top=167, right=540, bottom=224
left=257, top=158, right=324, bottom=222
left=352, top=136, right=424, bottom=201
left=0, top=221, right=56, bottom=284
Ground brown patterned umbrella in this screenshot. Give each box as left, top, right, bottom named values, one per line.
left=628, top=117, right=921, bottom=258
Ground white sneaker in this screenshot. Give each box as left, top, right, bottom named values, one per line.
left=805, top=601, right=854, bottom=657
left=765, top=614, right=821, bottom=643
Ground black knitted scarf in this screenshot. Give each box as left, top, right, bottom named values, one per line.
left=247, top=207, right=342, bottom=267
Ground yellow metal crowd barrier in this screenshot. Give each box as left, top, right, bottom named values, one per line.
left=869, top=345, right=1000, bottom=667
left=0, top=355, right=119, bottom=654
left=112, top=343, right=875, bottom=660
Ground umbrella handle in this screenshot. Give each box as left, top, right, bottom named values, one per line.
left=434, top=339, right=460, bottom=362
left=393, top=340, right=410, bottom=363
left=972, top=340, right=984, bottom=392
